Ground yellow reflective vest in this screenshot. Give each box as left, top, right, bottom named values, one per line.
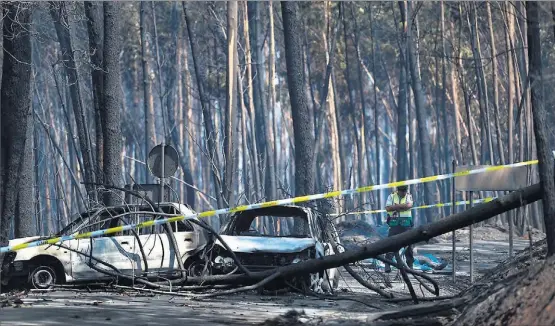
left=386, top=192, right=413, bottom=227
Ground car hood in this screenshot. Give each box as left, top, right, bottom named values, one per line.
left=8, top=236, right=43, bottom=247
left=216, top=235, right=318, bottom=253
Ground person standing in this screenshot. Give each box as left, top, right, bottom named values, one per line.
left=384, top=185, right=414, bottom=272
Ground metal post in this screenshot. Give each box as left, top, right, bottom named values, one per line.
left=451, top=160, right=457, bottom=283
left=469, top=191, right=474, bottom=284
left=161, top=142, right=165, bottom=203
left=509, top=208, right=514, bottom=258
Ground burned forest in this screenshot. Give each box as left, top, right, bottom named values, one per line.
left=2, top=1, right=555, bottom=326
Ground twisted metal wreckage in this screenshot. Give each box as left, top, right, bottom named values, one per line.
left=1, top=182, right=541, bottom=303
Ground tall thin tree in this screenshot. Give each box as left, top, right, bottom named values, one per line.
left=282, top=1, right=315, bottom=201
left=526, top=1, right=555, bottom=255
left=49, top=2, right=96, bottom=199
left=223, top=1, right=239, bottom=207
left=101, top=2, right=123, bottom=207
left=1, top=2, right=33, bottom=242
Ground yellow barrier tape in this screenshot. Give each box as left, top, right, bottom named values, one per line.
left=0, top=159, right=537, bottom=253
left=331, top=197, right=495, bottom=216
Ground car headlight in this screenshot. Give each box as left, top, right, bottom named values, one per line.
left=292, top=247, right=316, bottom=264
left=213, top=255, right=236, bottom=273
left=1, top=252, right=16, bottom=275
left=2, top=252, right=16, bottom=265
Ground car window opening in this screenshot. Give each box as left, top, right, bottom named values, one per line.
left=236, top=215, right=310, bottom=237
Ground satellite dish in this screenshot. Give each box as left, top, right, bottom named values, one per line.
left=147, top=144, right=179, bottom=178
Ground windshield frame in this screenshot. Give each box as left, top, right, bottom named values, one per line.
left=221, top=206, right=317, bottom=238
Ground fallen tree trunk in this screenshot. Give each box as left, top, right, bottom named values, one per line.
left=372, top=297, right=467, bottom=321
left=188, top=183, right=542, bottom=285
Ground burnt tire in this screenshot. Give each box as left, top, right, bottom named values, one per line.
left=28, top=265, right=58, bottom=290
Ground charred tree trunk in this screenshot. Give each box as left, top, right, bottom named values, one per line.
left=163, top=5, right=195, bottom=211
left=403, top=2, right=435, bottom=224
left=268, top=0, right=278, bottom=201
left=238, top=71, right=251, bottom=201
left=49, top=2, right=96, bottom=199
left=487, top=2, right=504, bottom=165
left=101, top=2, right=123, bottom=207
left=370, top=4, right=381, bottom=214
left=468, top=3, right=494, bottom=165
left=139, top=2, right=157, bottom=183
left=323, top=2, right=342, bottom=211
left=183, top=3, right=225, bottom=209
left=396, top=2, right=408, bottom=181
left=341, top=3, right=359, bottom=211
left=0, top=2, right=33, bottom=244
left=351, top=6, right=375, bottom=218
left=223, top=1, right=239, bottom=207
left=505, top=1, right=516, bottom=165
left=241, top=1, right=262, bottom=200
left=526, top=1, right=555, bottom=256
left=84, top=1, right=104, bottom=185
left=312, top=5, right=339, bottom=184
left=439, top=1, right=450, bottom=217
left=248, top=2, right=271, bottom=201
left=396, top=59, right=408, bottom=183
left=15, top=105, right=35, bottom=238
left=449, top=14, right=463, bottom=163
left=282, top=1, right=315, bottom=199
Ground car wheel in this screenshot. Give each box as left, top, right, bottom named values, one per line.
left=187, top=259, right=210, bottom=277
left=28, top=265, right=58, bottom=290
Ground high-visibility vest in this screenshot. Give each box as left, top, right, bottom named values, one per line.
left=387, top=192, right=412, bottom=227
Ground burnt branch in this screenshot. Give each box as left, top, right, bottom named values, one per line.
left=192, top=271, right=282, bottom=299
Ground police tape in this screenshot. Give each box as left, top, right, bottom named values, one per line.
left=0, top=159, right=538, bottom=253
left=331, top=197, right=496, bottom=216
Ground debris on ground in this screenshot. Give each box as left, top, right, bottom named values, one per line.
left=451, top=238, right=551, bottom=326
left=259, top=310, right=310, bottom=326
left=336, top=220, right=386, bottom=249
left=433, top=223, right=546, bottom=243
left=0, top=290, right=28, bottom=308
left=260, top=238, right=552, bottom=326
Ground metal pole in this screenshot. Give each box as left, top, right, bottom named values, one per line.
left=469, top=191, right=474, bottom=284
left=509, top=207, right=514, bottom=258
left=451, top=160, right=457, bottom=283
left=161, top=142, right=165, bottom=203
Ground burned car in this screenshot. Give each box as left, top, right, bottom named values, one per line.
left=208, top=205, right=341, bottom=293
left=1, top=202, right=209, bottom=289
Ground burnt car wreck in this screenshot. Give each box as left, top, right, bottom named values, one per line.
left=1, top=202, right=209, bottom=289
left=206, top=205, right=341, bottom=293
left=1, top=202, right=341, bottom=295
left=1, top=187, right=442, bottom=304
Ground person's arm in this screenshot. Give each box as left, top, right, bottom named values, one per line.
left=385, top=194, right=399, bottom=212
left=397, top=193, right=413, bottom=210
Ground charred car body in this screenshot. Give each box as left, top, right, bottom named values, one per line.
left=203, top=205, right=341, bottom=293
left=1, top=203, right=209, bottom=289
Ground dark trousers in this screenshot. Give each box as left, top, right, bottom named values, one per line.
left=384, top=225, right=414, bottom=269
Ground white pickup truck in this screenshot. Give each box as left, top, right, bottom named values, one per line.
left=1, top=203, right=209, bottom=289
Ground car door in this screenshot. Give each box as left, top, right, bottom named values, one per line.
left=134, top=218, right=200, bottom=275
left=132, top=213, right=168, bottom=274
left=68, top=211, right=138, bottom=281
left=138, top=204, right=206, bottom=276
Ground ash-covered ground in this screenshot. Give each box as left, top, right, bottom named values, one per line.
left=0, top=221, right=548, bottom=326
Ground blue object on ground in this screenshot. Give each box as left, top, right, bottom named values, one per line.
left=376, top=225, right=389, bottom=238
